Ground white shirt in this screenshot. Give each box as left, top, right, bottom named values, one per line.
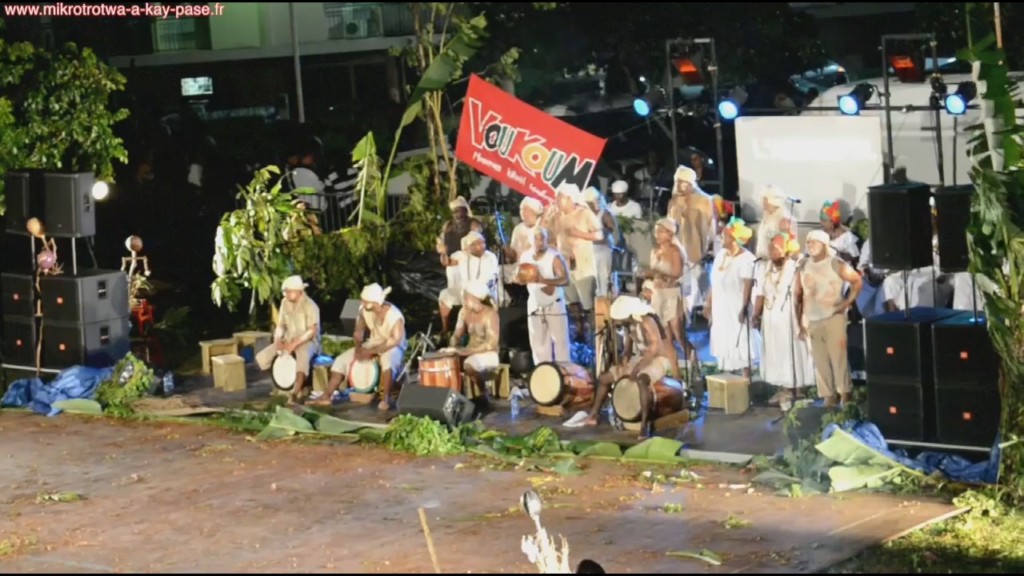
left=608, top=200, right=643, bottom=219
left=520, top=248, right=564, bottom=313
left=509, top=222, right=536, bottom=262
left=451, top=249, right=500, bottom=300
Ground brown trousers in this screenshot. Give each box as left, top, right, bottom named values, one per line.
left=807, top=313, right=852, bottom=399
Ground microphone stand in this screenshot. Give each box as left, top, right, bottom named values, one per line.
left=772, top=255, right=804, bottom=426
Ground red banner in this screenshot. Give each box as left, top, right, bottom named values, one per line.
left=455, top=74, right=607, bottom=205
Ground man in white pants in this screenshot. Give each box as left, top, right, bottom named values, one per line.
left=519, top=227, right=572, bottom=364
left=667, top=166, right=715, bottom=318
left=583, top=186, right=620, bottom=298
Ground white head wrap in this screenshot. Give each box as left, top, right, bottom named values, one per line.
left=449, top=196, right=472, bottom=215
left=281, top=275, right=307, bottom=293
left=674, top=165, right=697, bottom=185
left=611, top=180, right=629, bottom=194
left=556, top=183, right=585, bottom=205
left=582, top=186, right=604, bottom=206
left=806, top=230, right=830, bottom=246
left=520, top=197, right=544, bottom=217
left=360, top=283, right=392, bottom=304
left=461, top=230, right=486, bottom=250
left=763, top=185, right=786, bottom=208
left=609, top=295, right=654, bottom=322
left=463, top=280, right=491, bottom=302
left=641, top=280, right=655, bottom=292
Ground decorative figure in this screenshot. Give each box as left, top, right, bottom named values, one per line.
left=121, top=235, right=152, bottom=307
left=520, top=489, right=572, bottom=573
left=27, top=218, right=62, bottom=277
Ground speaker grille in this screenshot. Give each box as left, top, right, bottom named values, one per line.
left=934, top=185, right=972, bottom=273
left=867, top=183, right=932, bottom=270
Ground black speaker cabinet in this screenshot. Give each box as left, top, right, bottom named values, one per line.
left=1, top=272, right=36, bottom=318
left=867, top=378, right=931, bottom=442
left=934, top=185, right=972, bottom=273
left=397, top=385, right=475, bottom=428
left=42, top=316, right=130, bottom=369
left=499, top=304, right=530, bottom=349
left=935, top=386, right=1001, bottom=447
left=932, top=311, right=999, bottom=389
left=43, top=172, right=96, bottom=238
left=867, top=183, right=933, bottom=270
left=3, top=171, right=46, bottom=235
left=339, top=298, right=361, bottom=336
left=38, top=270, right=128, bottom=324
left=865, top=307, right=957, bottom=382
left=2, top=316, right=37, bottom=366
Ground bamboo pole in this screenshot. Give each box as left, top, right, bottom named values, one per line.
left=994, top=2, right=1004, bottom=49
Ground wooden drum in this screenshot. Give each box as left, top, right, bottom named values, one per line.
left=347, top=358, right=380, bottom=394
left=418, top=351, right=463, bottom=392
left=272, top=353, right=297, bottom=391
left=611, top=376, right=685, bottom=423
left=528, top=362, right=594, bottom=407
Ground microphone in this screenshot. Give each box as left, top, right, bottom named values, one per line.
left=787, top=197, right=802, bottom=204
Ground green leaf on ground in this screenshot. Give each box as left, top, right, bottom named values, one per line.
left=624, top=437, right=684, bottom=462
left=52, top=399, right=103, bottom=415
left=667, top=549, right=723, bottom=566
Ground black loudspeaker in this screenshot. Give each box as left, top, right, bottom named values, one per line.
left=932, top=311, right=1001, bottom=447
left=499, top=304, right=530, bottom=349
left=934, top=185, right=972, bottom=273
left=38, top=270, right=128, bottom=323
left=867, top=183, right=933, bottom=270
left=42, top=316, right=131, bottom=369
left=397, top=384, right=476, bottom=428
left=847, top=322, right=865, bottom=380
left=2, top=316, right=37, bottom=366
left=1, top=272, right=36, bottom=318
left=865, top=307, right=957, bottom=442
left=3, top=171, right=45, bottom=235
left=43, top=172, right=96, bottom=238
left=339, top=299, right=361, bottom=336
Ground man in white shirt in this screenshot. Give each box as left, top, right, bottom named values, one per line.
left=438, top=231, right=500, bottom=333
left=553, top=183, right=604, bottom=340
left=519, top=227, right=572, bottom=364
left=607, top=180, right=643, bottom=219
left=505, top=197, right=544, bottom=264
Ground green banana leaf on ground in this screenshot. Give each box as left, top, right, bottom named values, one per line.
left=813, top=427, right=926, bottom=492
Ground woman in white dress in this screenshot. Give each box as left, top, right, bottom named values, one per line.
left=705, top=217, right=760, bottom=378
left=752, top=233, right=815, bottom=404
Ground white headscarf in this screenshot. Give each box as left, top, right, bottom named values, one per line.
left=674, top=166, right=698, bottom=185
left=449, top=196, right=472, bottom=216
left=806, top=230, right=830, bottom=246
left=360, top=283, right=391, bottom=304
left=461, top=230, right=485, bottom=250
left=463, top=280, right=491, bottom=302
left=556, top=183, right=585, bottom=205
left=611, top=180, right=629, bottom=194
left=520, top=197, right=544, bottom=217
left=281, top=275, right=307, bottom=293
left=763, top=185, right=786, bottom=209
left=582, top=186, right=605, bottom=207
left=609, top=295, right=654, bottom=322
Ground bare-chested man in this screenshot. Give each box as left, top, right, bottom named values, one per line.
left=448, top=280, right=501, bottom=398
left=666, top=166, right=716, bottom=317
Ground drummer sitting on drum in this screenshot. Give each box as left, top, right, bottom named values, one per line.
left=314, top=283, right=408, bottom=411
left=446, top=279, right=501, bottom=402
left=255, top=275, right=321, bottom=404
left=583, top=295, right=679, bottom=438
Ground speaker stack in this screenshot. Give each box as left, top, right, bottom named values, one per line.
left=2, top=171, right=130, bottom=371
left=865, top=183, right=1000, bottom=448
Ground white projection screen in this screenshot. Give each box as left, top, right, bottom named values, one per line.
left=735, top=116, right=885, bottom=224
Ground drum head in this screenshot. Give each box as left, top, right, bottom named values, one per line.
left=528, top=363, right=563, bottom=406
left=348, top=359, right=380, bottom=394
left=272, top=354, right=297, bottom=391
left=611, top=377, right=642, bottom=422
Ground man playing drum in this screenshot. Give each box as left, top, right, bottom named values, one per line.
left=255, top=275, right=321, bottom=404
left=448, top=280, right=501, bottom=400
left=582, top=295, right=679, bottom=438
left=315, top=283, right=407, bottom=411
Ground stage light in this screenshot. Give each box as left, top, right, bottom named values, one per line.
left=944, top=81, right=977, bottom=115
left=838, top=83, right=875, bottom=116
left=890, top=54, right=924, bottom=83
left=718, top=100, right=739, bottom=120
left=91, top=180, right=110, bottom=201
left=672, top=57, right=703, bottom=85
left=632, top=86, right=665, bottom=117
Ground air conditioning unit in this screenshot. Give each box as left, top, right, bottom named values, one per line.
left=340, top=6, right=373, bottom=39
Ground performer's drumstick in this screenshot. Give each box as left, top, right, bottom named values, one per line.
left=418, top=507, right=442, bottom=574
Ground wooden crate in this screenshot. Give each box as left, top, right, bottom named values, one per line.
left=200, top=338, right=239, bottom=374
left=312, top=365, right=330, bottom=393
left=706, top=373, right=750, bottom=415
left=212, top=354, right=247, bottom=392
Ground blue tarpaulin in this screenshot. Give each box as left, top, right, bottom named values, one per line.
left=822, top=420, right=1001, bottom=485
left=1, top=365, right=115, bottom=417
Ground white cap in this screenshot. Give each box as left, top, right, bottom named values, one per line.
left=360, top=283, right=392, bottom=304
left=463, top=279, right=491, bottom=301
left=763, top=185, right=785, bottom=208
left=609, top=295, right=654, bottom=321
left=674, top=166, right=697, bottom=184
left=611, top=180, right=629, bottom=194
left=520, top=197, right=544, bottom=215
left=583, top=186, right=603, bottom=204
left=806, top=230, right=830, bottom=246
left=461, top=230, right=485, bottom=249
left=556, top=183, right=584, bottom=205
left=281, top=275, right=307, bottom=293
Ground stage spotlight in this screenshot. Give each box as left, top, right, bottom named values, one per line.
left=91, top=180, right=110, bottom=201
left=838, top=83, right=874, bottom=116
left=944, top=81, right=977, bottom=115
left=718, top=100, right=739, bottom=120
left=633, top=86, right=665, bottom=117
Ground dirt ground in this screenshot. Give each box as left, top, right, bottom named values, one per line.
left=0, top=412, right=955, bottom=574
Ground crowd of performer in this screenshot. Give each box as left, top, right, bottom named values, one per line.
left=253, top=164, right=988, bottom=436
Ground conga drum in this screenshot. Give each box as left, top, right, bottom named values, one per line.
left=348, top=358, right=381, bottom=394
left=418, top=351, right=463, bottom=392
left=611, top=376, right=685, bottom=423
left=514, top=262, right=540, bottom=284
left=528, top=362, right=594, bottom=407
left=272, top=353, right=297, bottom=391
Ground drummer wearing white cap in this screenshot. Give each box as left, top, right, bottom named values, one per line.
left=795, top=230, right=862, bottom=408
left=582, top=295, right=679, bottom=438
left=607, top=180, right=643, bottom=220
left=255, top=275, right=321, bottom=403
left=666, top=165, right=716, bottom=317
left=438, top=230, right=500, bottom=333
left=448, top=280, right=501, bottom=397
left=317, top=283, right=407, bottom=411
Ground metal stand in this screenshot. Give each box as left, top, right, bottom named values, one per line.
left=881, top=33, right=940, bottom=183
left=772, top=255, right=804, bottom=426
left=665, top=37, right=724, bottom=195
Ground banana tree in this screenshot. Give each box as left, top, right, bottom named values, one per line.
left=959, top=34, right=1024, bottom=501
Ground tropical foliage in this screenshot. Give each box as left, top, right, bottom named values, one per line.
left=0, top=36, right=129, bottom=214
left=959, top=33, right=1024, bottom=503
